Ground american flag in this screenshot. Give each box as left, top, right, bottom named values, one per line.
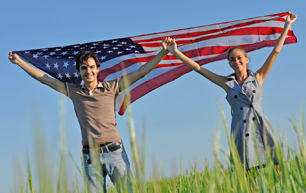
left=13, top=12, right=297, bottom=115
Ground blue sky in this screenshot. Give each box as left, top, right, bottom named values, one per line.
left=1, top=0, right=305, bottom=192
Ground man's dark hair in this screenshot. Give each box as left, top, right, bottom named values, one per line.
left=76, top=51, right=101, bottom=71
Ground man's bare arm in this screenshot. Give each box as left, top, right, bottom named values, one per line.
left=119, top=37, right=171, bottom=91
left=9, top=51, right=67, bottom=95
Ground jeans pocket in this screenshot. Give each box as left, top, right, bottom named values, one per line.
left=83, top=154, right=92, bottom=164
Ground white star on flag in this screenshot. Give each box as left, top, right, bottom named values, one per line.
left=65, top=73, right=71, bottom=79
left=53, top=63, right=59, bottom=69
left=63, top=61, right=69, bottom=68
left=57, top=73, right=63, bottom=79
left=45, top=63, right=51, bottom=69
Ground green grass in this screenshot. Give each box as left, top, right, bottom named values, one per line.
left=11, top=101, right=306, bottom=192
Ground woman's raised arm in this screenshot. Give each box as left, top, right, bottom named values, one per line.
left=256, top=12, right=297, bottom=85
left=168, top=39, right=228, bottom=92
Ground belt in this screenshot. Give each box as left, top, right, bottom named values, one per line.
left=82, top=142, right=122, bottom=154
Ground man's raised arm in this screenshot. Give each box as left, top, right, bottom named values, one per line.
left=9, top=51, right=67, bottom=96
left=119, top=37, right=171, bottom=91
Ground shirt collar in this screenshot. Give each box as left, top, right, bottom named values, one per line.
left=81, top=81, right=103, bottom=89
left=225, top=70, right=256, bottom=91
left=226, top=70, right=255, bottom=81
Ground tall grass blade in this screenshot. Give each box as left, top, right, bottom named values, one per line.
left=121, top=73, right=144, bottom=192
left=26, top=150, right=34, bottom=193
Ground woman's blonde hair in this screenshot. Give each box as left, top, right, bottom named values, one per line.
left=227, top=46, right=248, bottom=60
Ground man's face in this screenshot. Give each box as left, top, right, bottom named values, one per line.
left=78, top=57, right=99, bottom=84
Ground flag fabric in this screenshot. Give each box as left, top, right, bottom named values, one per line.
left=13, top=12, right=297, bottom=115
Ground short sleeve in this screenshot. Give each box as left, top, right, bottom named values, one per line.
left=102, top=79, right=121, bottom=96
left=65, top=82, right=74, bottom=99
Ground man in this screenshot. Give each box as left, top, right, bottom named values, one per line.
left=9, top=37, right=171, bottom=192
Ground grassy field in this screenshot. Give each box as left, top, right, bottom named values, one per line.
left=11, top=104, right=306, bottom=193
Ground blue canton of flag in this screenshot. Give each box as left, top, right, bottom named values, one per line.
left=14, top=38, right=146, bottom=84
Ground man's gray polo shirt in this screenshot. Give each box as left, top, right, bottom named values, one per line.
left=66, top=79, right=121, bottom=146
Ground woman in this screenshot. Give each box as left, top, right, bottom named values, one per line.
left=166, top=12, right=297, bottom=170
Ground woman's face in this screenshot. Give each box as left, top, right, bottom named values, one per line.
left=228, top=49, right=249, bottom=73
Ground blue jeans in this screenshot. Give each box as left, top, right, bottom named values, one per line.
left=83, top=144, right=132, bottom=193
